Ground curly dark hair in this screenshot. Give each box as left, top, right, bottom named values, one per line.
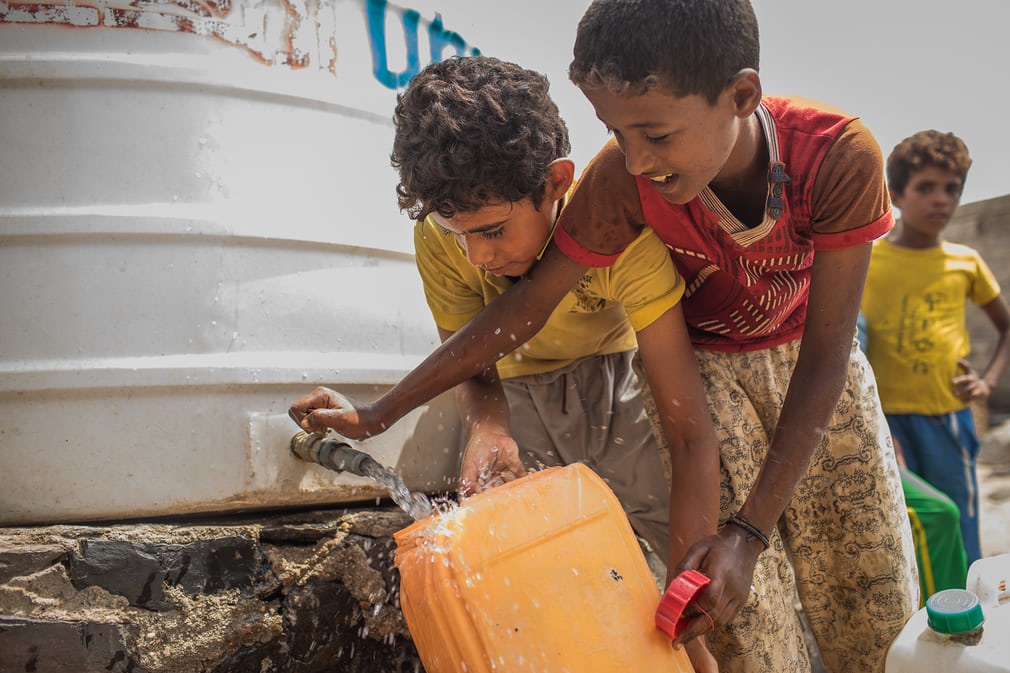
left=392, top=56, right=570, bottom=220
left=886, top=130, right=972, bottom=197
left=570, top=0, right=759, bottom=104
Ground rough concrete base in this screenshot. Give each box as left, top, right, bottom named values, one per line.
left=0, top=506, right=423, bottom=673
left=8, top=420, right=1007, bottom=673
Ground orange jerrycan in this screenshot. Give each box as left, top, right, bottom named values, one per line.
left=393, top=463, right=695, bottom=673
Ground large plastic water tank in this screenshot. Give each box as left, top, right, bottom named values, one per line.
left=0, top=0, right=479, bottom=524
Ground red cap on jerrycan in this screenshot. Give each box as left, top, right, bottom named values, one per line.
left=656, top=569, right=712, bottom=639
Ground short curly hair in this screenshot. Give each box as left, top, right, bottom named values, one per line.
left=392, top=56, right=570, bottom=220
left=886, top=130, right=972, bottom=197
left=570, top=0, right=759, bottom=103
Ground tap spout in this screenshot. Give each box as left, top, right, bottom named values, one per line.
left=290, top=431, right=382, bottom=478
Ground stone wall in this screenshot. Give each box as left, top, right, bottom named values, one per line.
left=942, top=193, right=1010, bottom=417
left=0, top=507, right=422, bottom=673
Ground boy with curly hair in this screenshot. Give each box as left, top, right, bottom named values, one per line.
left=862, top=129, right=1010, bottom=567
left=292, top=4, right=918, bottom=671
left=293, top=56, right=718, bottom=566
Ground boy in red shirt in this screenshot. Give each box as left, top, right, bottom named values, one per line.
left=292, top=2, right=918, bottom=670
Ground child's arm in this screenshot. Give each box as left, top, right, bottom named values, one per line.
left=289, top=243, right=589, bottom=437
left=745, top=243, right=869, bottom=540
left=635, top=304, right=721, bottom=575
left=674, top=242, right=872, bottom=643
left=747, top=243, right=869, bottom=521
left=633, top=301, right=723, bottom=669
left=953, top=295, right=1010, bottom=402
left=433, top=326, right=525, bottom=497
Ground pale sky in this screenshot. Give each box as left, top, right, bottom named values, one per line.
left=420, top=0, right=1009, bottom=207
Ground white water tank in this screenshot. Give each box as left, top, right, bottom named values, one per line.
left=0, top=0, right=479, bottom=524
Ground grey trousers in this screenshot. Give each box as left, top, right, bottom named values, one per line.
left=502, top=350, right=672, bottom=563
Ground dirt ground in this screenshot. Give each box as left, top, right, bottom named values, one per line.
left=978, top=416, right=1010, bottom=558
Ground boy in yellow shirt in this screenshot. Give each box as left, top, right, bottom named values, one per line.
left=293, top=56, right=717, bottom=566
left=862, top=129, right=1010, bottom=564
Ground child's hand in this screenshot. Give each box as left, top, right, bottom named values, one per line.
left=459, top=430, right=525, bottom=498
left=669, top=525, right=764, bottom=646
left=288, top=386, right=381, bottom=439
left=953, top=358, right=993, bottom=402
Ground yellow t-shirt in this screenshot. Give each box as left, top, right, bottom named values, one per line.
left=862, top=238, right=1001, bottom=414
left=413, top=216, right=685, bottom=379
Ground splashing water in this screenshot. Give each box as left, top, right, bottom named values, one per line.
left=295, top=432, right=442, bottom=520
left=356, top=459, right=434, bottom=521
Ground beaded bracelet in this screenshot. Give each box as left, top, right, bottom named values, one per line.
left=725, top=513, right=771, bottom=550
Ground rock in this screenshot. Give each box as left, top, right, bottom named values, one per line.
left=0, top=506, right=424, bottom=673
left=66, top=536, right=274, bottom=611
left=0, top=543, right=70, bottom=585
left=67, top=539, right=170, bottom=610
left=342, top=510, right=415, bottom=538
left=0, top=617, right=148, bottom=673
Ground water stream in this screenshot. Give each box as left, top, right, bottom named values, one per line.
left=291, top=431, right=440, bottom=521
left=357, top=459, right=434, bottom=521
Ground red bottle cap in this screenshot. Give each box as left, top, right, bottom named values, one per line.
left=655, top=569, right=711, bottom=639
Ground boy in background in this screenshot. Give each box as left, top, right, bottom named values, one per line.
left=294, top=56, right=718, bottom=569
left=862, top=129, right=1010, bottom=566
left=293, top=2, right=918, bottom=671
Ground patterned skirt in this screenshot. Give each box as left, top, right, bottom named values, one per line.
left=640, top=339, right=918, bottom=673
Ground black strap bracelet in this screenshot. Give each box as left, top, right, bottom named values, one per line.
left=725, top=513, right=771, bottom=550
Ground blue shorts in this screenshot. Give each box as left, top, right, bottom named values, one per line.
left=887, top=408, right=981, bottom=563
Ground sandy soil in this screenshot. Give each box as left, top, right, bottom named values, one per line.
left=978, top=418, right=1010, bottom=558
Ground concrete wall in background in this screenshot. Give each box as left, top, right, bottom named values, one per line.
left=943, top=194, right=1010, bottom=417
